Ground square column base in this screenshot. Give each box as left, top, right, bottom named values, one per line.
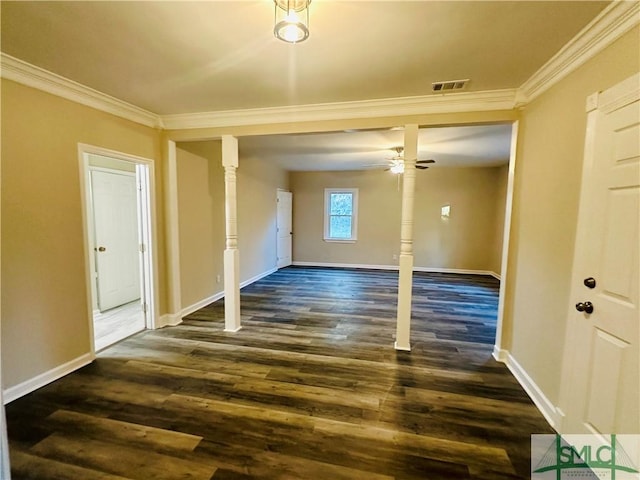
left=224, top=248, right=241, bottom=332
left=395, top=254, right=413, bottom=351
left=394, top=341, right=411, bottom=352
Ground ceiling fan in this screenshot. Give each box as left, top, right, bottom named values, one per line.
left=382, top=147, right=435, bottom=174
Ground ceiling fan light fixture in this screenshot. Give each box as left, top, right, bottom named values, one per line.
left=390, top=161, right=404, bottom=175
left=274, top=0, right=311, bottom=44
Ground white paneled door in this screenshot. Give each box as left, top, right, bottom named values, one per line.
left=91, top=169, right=141, bottom=311
left=277, top=190, right=293, bottom=269
left=560, top=73, right=639, bottom=435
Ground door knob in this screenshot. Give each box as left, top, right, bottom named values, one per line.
left=575, top=301, right=594, bottom=314
left=584, top=277, right=596, bottom=289
left=97, top=246, right=106, bottom=252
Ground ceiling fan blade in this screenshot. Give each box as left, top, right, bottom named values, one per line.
left=416, top=159, right=435, bottom=164
left=416, top=165, right=430, bottom=170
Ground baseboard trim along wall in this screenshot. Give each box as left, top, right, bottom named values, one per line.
left=502, top=352, right=561, bottom=430
left=161, top=267, right=280, bottom=329
left=3, top=352, right=94, bottom=405
left=240, top=267, right=278, bottom=289
left=292, top=261, right=397, bottom=271
left=291, top=261, right=499, bottom=278
left=157, top=312, right=183, bottom=328
left=180, top=292, right=224, bottom=319
left=492, top=345, right=509, bottom=362
left=493, top=346, right=559, bottom=429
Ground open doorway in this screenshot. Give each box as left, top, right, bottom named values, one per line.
left=79, top=145, right=156, bottom=352
left=239, top=122, right=517, bottom=351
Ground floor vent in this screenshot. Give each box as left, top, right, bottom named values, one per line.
left=432, top=79, right=469, bottom=92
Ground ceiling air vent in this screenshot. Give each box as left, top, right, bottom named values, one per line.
left=431, top=79, right=469, bottom=93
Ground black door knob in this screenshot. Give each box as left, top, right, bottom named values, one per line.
left=584, top=277, right=596, bottom=289
left=576, top=301, right=594, bottom=314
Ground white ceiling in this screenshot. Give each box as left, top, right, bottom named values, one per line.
left=239, top=124, right=513, bottom=171
left=1, top=1, right=610, bottom=170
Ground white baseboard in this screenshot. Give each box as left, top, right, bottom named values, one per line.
left=240, top=267, right=278, bottom=288
left=489, top=271, right=501, bottom=280
left=503, top=352, right=560, bottom=429
left=180, top=291, right=224, bottom=319
left=414, top=266, right=497, bottom=277
left=3, top=352, right=93, bottom=404
left=292, top=261, right=498, bottom=277
left=292, top=261, right=397, bottom=271
left=492, top=345, right=508, bottom=362
left=157, top=312, right=182, bottom=328
left=158, top=267, right=279, bottom=329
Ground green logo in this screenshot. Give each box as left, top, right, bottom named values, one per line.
left=532, top=434, right=639, bottom=479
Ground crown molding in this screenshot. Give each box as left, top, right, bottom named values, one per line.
left=1, top=0, right=637, bottom=131
left=0, top=53, right=162, bottom=128
left=518, top=1, right=640, bottom=105
left=1, top=48, right=515, bottom=130
left=160, top=89, right=518, bottom=130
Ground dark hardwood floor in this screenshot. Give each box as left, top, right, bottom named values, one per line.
left=6, top=267, right=554, bottom=479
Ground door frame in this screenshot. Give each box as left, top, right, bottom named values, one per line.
left=493, top=120, right=519, bottom=361
left=78, top=144, right=159, bottom=356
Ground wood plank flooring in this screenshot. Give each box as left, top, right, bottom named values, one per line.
left=6, top=267, right=554, bottom=479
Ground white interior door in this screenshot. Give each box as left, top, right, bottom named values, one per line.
left=560, top=73, right=639, bottom=435
left=277, top=190, right=292, bottom=268
left=91, top=169, right=141, bottom=311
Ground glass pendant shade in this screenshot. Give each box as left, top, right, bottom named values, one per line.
left=390, top=161, right=404, bottom=175
left=274, top=0, right=311, bottom=43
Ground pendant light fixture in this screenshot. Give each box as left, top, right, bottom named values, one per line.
left=274, top=0, right=311, bottom=44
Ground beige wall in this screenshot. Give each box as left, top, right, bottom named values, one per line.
left=290, top=166, right=507, bottom=272
left=175, top=143, right=289, bottom=311
left=1, top=79, right=163, bottom=390
left=290, top=170, right=400, bottom=266
left=237, top=155, right=290, bottom=282
left=504, top=26, right=640, bottom=406
left=176, top=141, right=225, bottom=309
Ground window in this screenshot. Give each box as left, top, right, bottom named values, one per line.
left=324, top=188, right=358, bottom=242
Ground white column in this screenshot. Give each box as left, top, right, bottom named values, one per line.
left=222, top=135, right=241, bottom=332
left=164, top=139, right=182, bottom=325
left=395, top=124, right=419, bottom=351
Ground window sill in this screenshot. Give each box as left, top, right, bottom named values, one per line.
left=323, top=238, right=357, bottom=243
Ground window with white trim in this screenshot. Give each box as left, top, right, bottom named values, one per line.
left=324, top=188, right=358, bottom=242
